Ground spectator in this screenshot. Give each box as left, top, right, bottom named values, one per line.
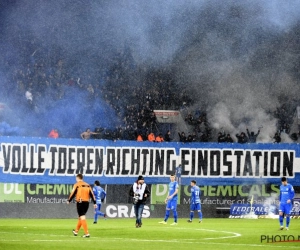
left=236, top=132, right=248, bottom=144
left=217, top=132, right=226, bottom=143
left=178, top=132, right=187, bottom=142
left=246, top=128, right=260, bottom=143
left=155, top=134, right=164, bottom=142
left=290, top=131, right=300, bottom=141
left=164, top=130, right=172, bottom=142
left=225, top=134, right=234, bottom=143
left=185, top=113, right=197, bottom=125
left=273, top=133, right=281, bottom=143
left=87, top=84, right=95, bottom=95
left=137, top=134, right=143, bottom=141
left=281, top=123, right=290, bottom=134
left=25, top=89, right=33, bottom=104
left=81, top=128, right=99, bottom=140
left=147, top=132, right=155, bottom=142
left=187, top=133, right=196, bottom=142
left=93, top=127, right=104, bottom=139
left=48, top=129, right=59, bottom=138
left=199, top=132, right=209, bottom=142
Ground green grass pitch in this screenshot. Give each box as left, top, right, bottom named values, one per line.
left=0, top=218, right=299, bottom=250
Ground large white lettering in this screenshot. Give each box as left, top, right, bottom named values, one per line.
left=0, top=143, right=299, bottom=178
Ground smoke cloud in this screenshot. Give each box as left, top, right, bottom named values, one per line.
left=0, top=0, right=300, bottom=140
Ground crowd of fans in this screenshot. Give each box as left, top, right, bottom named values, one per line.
left=181, top=112, right=212, bottom=142
left=1, top=38, right=300, bottom=143
left=176, top=106, right=299, bottom=143
left=1, top=40, right=192, bottom=140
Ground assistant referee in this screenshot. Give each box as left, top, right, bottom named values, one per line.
left=67, top=173, right=97, bottom=238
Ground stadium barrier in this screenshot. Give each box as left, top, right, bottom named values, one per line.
left=0, top=137, right=299, bottom=218
left=0, top=136, right=300, bottom=185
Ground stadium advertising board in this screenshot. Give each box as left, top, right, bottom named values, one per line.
left=0, top=183, right=24, bottom=202
left=151, top=184, right=181, bottom=204
left=179, top=183, right=281, bottom=206
left=0, top=183, right=299, bottom=218
left=230, top=203, right=270, bottom=216
left=229, top=198, right=300, bottom=217
left=0, top=137, right=300, bottom=185
left=178, top=183, right=300, bottom=216
left=1, top=183, right=298, bottom=206
left=25, top=184, right=72, bottom=203
left=0, top=183, right=72, bottom=203
left=105, top=205, right=150, bottom=218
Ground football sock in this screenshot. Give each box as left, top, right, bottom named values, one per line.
left=286, top=216, right=290, bottom=227
left=198, top=211, right=202, bottom=220
left=76, top=219, right=82, bottom=232
left=279, top=215, right=283, bottom=226
left=164, top=210, right=170, bottom=221
left=173, top=210, right=178, bottom=223
left=190, top=212, right=194, bottom=221
left=81, top=219, right=89, bottom=235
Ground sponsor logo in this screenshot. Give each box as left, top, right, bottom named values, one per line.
left=230, top=203, right=270, bottom=215
left=180, top=184, right=280, bottom=207
left=105, top=205, right=150, bottom=218
left=25, top=184, right=72, bottom=203
left=151, top=184, right=180, bottom=204
left=0, top=183, right=24, bottom=202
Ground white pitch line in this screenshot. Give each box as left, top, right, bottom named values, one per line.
left=0, top=240, right=23, bottom=242
left=34, top=240, right=84, bottom=242
left=173, top=227, right=242, bottom=240
left=0, top=231, right=70, bottom=237
left=0, top=230, right=299, bottom=249
left=198, top=228, right=241, bottom=240
left=0, top=228, right=241, bottom=241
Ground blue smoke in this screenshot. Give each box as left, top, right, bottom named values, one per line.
left=0, top=122, right=21, bottom=136
left=1, top=0, right=300, bottom=139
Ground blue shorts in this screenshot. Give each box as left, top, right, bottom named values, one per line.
left=166, top=200, right=177, bottom=210
left=190, top=203, right=201, bottom=211
left=279, top=203, right=292, bottom=215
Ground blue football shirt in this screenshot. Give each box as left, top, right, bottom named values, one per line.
left=168, top=181, right=179, bottom=201
left=279, top=183, right=294, bottom=204
left=93, top=186, right=106, bottom=204
left=191, top=185, right=201, bottom=204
